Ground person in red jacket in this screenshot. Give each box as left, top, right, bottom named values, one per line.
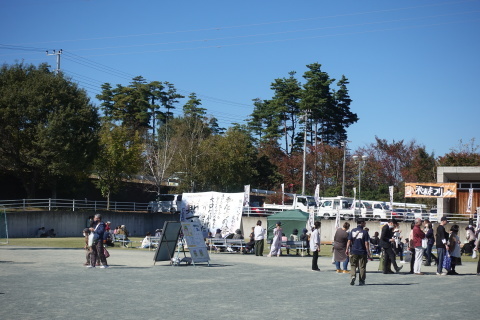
left=412, top=218, right=426, bottom=275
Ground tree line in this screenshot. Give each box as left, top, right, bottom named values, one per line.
left=1, top=62, right=479, bottom=206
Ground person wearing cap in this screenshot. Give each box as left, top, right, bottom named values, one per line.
left=310, top=221, right=321, bottom=271
left=346, top=218, right=371, bottom=285
left=379, top=219, right=403, bottom=274
left=254, top=220, right=266, bottom=256
left=267, top=221, right=283, bottom=257
left=436, top=216, right=450, bottom=275
left=155, top=229, right=162, bottom=238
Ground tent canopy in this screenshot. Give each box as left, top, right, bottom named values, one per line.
left=266, top=209, right=309, bottom=240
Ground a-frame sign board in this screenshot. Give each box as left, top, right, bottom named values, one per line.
left=153, top=221, right=182, bottom=265
left=180, top=217, right=210, bottom=266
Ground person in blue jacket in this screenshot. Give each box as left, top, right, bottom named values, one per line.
left=88, top=214, right=109, bottom=269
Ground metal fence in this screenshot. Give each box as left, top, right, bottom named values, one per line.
left=0, top=199, right=475, bottom=223
left=0, top=198, right=150, bottom=212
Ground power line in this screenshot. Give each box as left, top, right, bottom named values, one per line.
left=9, top=0, right=476, bottom=46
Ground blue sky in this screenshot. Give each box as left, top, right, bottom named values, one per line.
left=1, top=0, right=479, bottom=157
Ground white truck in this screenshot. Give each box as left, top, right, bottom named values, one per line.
left=353, top=200, right=374, bottom=220
left=316, top=197, right=355, bottom=220
left=370, top=201, right=392, bottom=220
left=263, top=195, right=317, bottom=214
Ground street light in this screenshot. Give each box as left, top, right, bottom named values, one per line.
left=353, top=155, right=368, bottom=219
left=341, top=141, right=350, bottom=197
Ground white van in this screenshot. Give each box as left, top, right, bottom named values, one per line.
left=317, top=198, right=354, bottom=220
left=370, top=201, right=392, bottom=220
left=353, top=201, right=373, bottom=220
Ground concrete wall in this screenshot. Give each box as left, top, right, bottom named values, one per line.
left=6, top=211, right=179, bottom=238
left=6, top=211, right=471, bottom=242
left=240, top=217, right=471, bottom=244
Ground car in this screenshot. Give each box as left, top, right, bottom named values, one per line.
left=404, top=210, right=415, bottom=222
left=413, top=209, right=429, bottom=221
left=391, top=208, right=406, bottom=221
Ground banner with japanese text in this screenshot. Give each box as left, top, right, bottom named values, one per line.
left=405, top=183, right=457, bottom=198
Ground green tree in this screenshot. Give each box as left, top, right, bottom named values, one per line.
left=195, top=125, right=259, bottom=192
left=437, top=138, right=480, bottom=166
left=0, top=62, right=99, bottom=197
left=93, top=124, right=143, bottom=208
left=183, top=93, right=207, bottom=120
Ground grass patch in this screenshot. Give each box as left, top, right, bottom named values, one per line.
left=0, top=237, right=144, bottom=249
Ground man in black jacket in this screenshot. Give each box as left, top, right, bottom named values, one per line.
left=380, top=219, right=403, bottom=274
left=436, top=216, right=449, bottom=275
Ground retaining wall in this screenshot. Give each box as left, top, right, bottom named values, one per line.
left=5, top=211, right=179, bottom=238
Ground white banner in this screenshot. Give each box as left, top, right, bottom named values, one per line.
left=281, top=183, right=285, bottom=205
left=314, top=184, right=320, bottom=207
left=389, top=186, right=394, bottom=210
left=466, top=188, right=473, bottom=213
left=243, top=185, right=250, bottom=207
left=180, top=192, right=244, bottom=237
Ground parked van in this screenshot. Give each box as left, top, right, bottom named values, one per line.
left=316, top=197, right=354, bottom=220
left=264, top=195, right=317, bottom=214
left=370, top=201, right=392, bottom=221
left=148, top=194, right=181, bottom=213
left=353, top=201, right=373, bottom=220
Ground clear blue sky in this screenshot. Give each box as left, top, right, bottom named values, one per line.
left=1, top=0, right=479, bottom=157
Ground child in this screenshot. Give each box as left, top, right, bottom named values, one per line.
left=83, top=228, right=92, bottom=266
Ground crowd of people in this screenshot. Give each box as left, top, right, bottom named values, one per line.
left=250, top=216, right=480, bottom=285
left=82, top=214, right=480, bottom=279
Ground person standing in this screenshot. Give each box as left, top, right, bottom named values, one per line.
left=474, top=235, right=480, bottom=276
left=254, top=220, right=265, bottom=256
left=447, top=224, right=461, bottom=275
left=333, top=222, right=350, bottom=273
left=424, top=221, right=437, bottom=266
left=380, top=219, right=403, bottom=274
left=310, top=221, right=321, bottom=271
left=436, top=216, right=450, bottom=275
left=412, top=218, right=426, bottom=275
left=89, top=213, right=108, bottom=269
left=82, top=228, right=92, bottom=266
left=300, top=228, right=310, bottom=256
left=346, top=218, right=371, bottom=286
left=268, top=221, right=283, bottom=257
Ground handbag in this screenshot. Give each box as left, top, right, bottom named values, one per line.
left=421, top=238, right=427, bottom=249
left=103, top=247, right=110, bottom=258
left=473, top=250, right=477, bottom=259
left=443, top=252, right=451, bottom=271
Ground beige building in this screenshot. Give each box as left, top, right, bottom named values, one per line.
left=437, top=166, right=480, bottom=216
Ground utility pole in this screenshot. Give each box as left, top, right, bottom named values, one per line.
left=341, top=140, right=350, bottom=197
left=46, top=49, right=63, bottom=75
left=301, top=110, right=311, bottom=196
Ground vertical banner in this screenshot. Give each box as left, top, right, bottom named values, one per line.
left=352, top=187, right=357, bottom=215
left=476, top=207, right=480, bottom=231
left=389, top=186, right=394, bottom=210
left=307, top=210, right=315, bottom=232
left=466, top=188, right=473, bottom=213
left=281, top=183, right=285, bottom=205
left=314, top=184, right=320, bottom=207
left=243, top=185, right=250, bottom=207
